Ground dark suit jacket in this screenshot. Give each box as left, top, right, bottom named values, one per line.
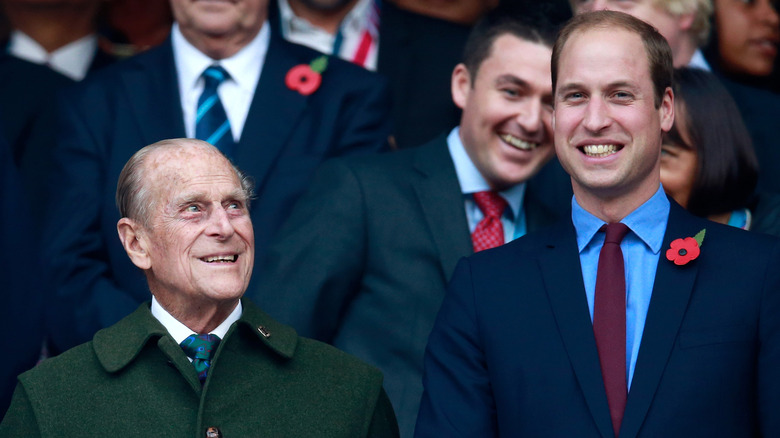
left=0, top=129, right=45, bottom=419
left=253, top=135, right=559, bottom=437
left=0, top=55, right=74, bottom=227
left=1, top=300, right=399, bottom=437
left=415, top=201, right=780, bottom=437
left=44, top=30, right=392, bottom=352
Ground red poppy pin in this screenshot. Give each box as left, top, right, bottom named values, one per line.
left=285, top=55, right=329, bottom=96
left=666, top=229, right=706, bottom=266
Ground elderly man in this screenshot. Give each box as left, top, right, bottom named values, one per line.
left=44, top=0, right=392, bottom=353
left=0, top=139, right=398, bottom=437
left=415, top=11, right=780, bottom=438
left=255, top=9, right=568, bottom=436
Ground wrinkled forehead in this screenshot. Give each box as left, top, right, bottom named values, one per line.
left=144, top=146, right=240, bottom=202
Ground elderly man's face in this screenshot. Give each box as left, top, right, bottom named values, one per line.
left=553, top=27, right=674, bottom=203
left=142, top=147, right=254, bottom=308
left=452, top=34, right=555, bottom=191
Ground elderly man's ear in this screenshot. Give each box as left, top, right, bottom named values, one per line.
left=117, top=218, right=152, bottom=270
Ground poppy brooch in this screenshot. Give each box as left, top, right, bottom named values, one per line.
left=666, top=229, right=706, bottom=266
left=285, top=55, right=329, bottom=96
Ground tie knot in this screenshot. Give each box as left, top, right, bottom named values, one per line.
left=601, top=222, right=630, bottom=245
left=180, top=333, right=221, bottom=361
left=473, top=191, right=507, bottom=219
left=202, top=65, right=229, bottom=89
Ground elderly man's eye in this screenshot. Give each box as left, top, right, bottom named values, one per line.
left=185, top=205, right=200, bottom=213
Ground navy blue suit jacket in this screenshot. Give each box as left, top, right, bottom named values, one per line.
left=415, top=201, right=780, bottom=437
left=0, top=127, right=45, bottom=418
left=44, top=31, right=392, bottom=352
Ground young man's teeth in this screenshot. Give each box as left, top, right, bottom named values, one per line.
left=203, top=255, right=237, bottom=263
left=501, top=134, right=537, bottom=150
left=583, top=144, right=618, bottom=158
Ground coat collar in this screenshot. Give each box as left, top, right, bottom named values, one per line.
left=93, top=299, right=299, bottom=374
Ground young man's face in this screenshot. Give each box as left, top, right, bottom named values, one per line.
left=553, top=27, right=674, bottom=205
left=453, top=34, right=555, bottom=191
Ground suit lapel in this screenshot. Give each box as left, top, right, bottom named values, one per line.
left=540, top=221, right=615, bottom=438
left=235, top=34, right=307, bottom=191
left=619, top=203, right=700, bottom=438
left=411, top=137, right=473, bottom=279
left=119, top=41, right=186, bottom=143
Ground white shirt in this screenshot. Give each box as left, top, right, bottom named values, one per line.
left=172, top=22, right=270, bottom=141
left=8, top=30, right=96, bottom=80
left=447, top=127, right=527, bottom=243
left=150, top=296, right=242, bottom=362
left=277, top=0, right=379, bottom=70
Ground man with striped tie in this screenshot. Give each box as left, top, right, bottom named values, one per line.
left=1, top=139, right=399, bottom=437
left=44, top=0, right=392, bottom=353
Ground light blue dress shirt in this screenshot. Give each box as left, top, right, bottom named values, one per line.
left=447, top=127, right=527, bottom=241
left=572, top=186, right=670, bottom=388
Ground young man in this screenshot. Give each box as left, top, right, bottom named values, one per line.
left=254, top=11, right=565, bottom=437
left=415, top=11, right=780, bottom=438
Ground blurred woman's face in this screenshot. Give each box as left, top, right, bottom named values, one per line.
left=660, top=107, right=698, bottom=208
left=714, top=0, right=780, bottom=77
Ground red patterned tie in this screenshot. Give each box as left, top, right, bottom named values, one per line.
left=471, top=191, right=508, bottom=252
left=593, top=223, right=630, bottom=437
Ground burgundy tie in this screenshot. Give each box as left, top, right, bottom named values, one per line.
left=471, top=191, right=508, bottom=252
left=593, top=223, right=630, bottom=437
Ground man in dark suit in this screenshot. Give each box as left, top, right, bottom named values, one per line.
left=43, top=0, right=392, bottom=353
left=415, top=11, right=780, bottom=438
left=1, top=139, right=398, bottom=437
left=254, top=12, right=565, bottom=437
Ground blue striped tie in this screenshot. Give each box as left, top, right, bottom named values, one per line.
left=196, top=66, right=234, bottom=158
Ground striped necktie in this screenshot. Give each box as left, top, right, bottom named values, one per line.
left=196, top=65, right=235, bottom=158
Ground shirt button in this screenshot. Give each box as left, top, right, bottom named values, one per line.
left=205, top=426, right=222, bottom=438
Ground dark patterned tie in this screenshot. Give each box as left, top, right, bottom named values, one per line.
left=196, top=65, right=234, bottom=158
left=471, top=191, right=508, bottom=252
left=593, top=223, right=630, bottom=437
left=180, top=333, right=221, bottom=384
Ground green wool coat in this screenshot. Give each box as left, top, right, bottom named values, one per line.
left=0, top=301, right=399, bottom=437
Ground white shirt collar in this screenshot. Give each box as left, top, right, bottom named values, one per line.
left=8, top=30, right=96, bottom=80
left=446, top=127, right=526, bottom=220
left=151, top=295, right=243, bottom=345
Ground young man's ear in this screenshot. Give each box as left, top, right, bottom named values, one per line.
left=451, top=63, right=473, bottom=111
left=117, top=218, right=152, bottom=270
